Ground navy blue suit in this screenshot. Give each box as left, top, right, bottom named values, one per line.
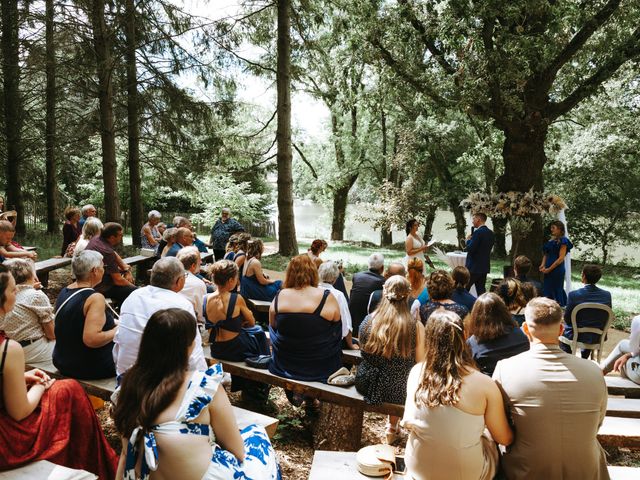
left=465, top=225, right=494, bottom=295
left=561, top=284, right=612, bottom=358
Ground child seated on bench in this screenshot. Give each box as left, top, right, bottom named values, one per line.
left=0, top=265, right=118, bottom=477
left=113, top=308, right=280, bottom=479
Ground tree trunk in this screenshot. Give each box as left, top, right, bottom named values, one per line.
left=330, top=175, right=357, bottom=241
left=1, top=0, right=25, bottom=235
left=449, top=198, right=467, bottom=246
left=90, top=0, right=120, bottom=222
left=125, top=0, right=142, bottom=245
left=45, top=0, right=58, bottom=233
left=497, top=124, right=547, bottom=273
left=276, top=0, right=298, bottom=256
left=313, top=402, right=363, bottom=451
left=380, top=228, right=393, bottom=246
left=492, top=216, right=508, bottom=257
left=423, top=207, right=436, bottom=240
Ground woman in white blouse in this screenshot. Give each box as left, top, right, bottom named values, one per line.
left=405, top=219, right=434, bottom=270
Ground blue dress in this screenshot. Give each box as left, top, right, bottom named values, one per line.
left=123, top=364, right=280, bottom=480
left=542, top=237, right=573, bottom=307
left=240, top=258, right=282, bottom=302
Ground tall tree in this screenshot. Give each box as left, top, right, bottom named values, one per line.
left=89, top=0, right=120, bottom=222
left=124, top=0, right=142, bottom=244
left=276, top=0, right=298, bottom=256
left=1, top=0, right=26, bottom=234
left=45, top=0, right=58, bottom=233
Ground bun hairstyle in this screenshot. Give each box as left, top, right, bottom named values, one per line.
left=406, top=257, right=425, bottom=291
left=210, top=260, right=239, bottom=286
left=496, top=278, right=526, bottom=310
left=236, top=233, right=252, bottom=252
left=383, top=274, right=411, bottom=302
left=309, top=239, right=327, bottom=255
left=405, top=218, right=418, bottom=235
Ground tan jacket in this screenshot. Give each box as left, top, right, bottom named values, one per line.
left=493, top=343, right=609, bottom=480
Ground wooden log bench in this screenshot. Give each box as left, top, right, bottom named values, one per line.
left=245, top=298, right=271, bottom=314
left=123, top=254, right=156, bottom=284
left=34, top=258, right=72, bottom=288
left=309, top=451, right=640, bottom=480
left=606, top=397, right=640, bottom=418
left=605, top=376, right=640, bottom=398
left=207, top=358, right=403, bottom=450
left=26, top=361, right=279, bottom=439
left=0, top=460, right=97, bottom=479
left=598, top=416, right=640, bottom=448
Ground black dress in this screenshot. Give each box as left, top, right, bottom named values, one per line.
left=419, top=301, right=469, bottom=325
left=355, top=315, right=416, bottom=405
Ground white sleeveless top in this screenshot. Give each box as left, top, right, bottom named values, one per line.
left=405, top=234, right=425, bottom=265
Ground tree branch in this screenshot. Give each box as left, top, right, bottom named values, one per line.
left=293, top=142, right=318, bottom=179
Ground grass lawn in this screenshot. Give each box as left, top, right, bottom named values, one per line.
left=262, top=241, right=640, bottom=331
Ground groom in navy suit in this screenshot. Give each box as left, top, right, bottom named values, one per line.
left=465, top=213, right=494, bottom=295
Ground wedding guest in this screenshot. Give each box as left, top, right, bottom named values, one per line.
left=419, top=270, right=469, bottom=325
left=367, top=262, right=420, bottom=318
left=0, top=264, right=118, bottom=477
left=356, top=275, right=425, bottom=444
left=73, top=217, right=103, bottom=257
left=53, top=251, right=117, bottom=379
left=307, top=239, right=327, bottom=268
left=0, top=221, right=37, bottom=261
left=158, top=227, right=177, bottom=257
left=234, top=233, right=252, bottom=282
left=465, top=213, right=494, bottom=295
left=240, top=239, right=282, bottom=302
left=78, top=204, right=97, bottom=229
left=601, top=314, right=640, bottom=385
left=210, top=208, right=244, bottom=261
left=466, top=293, right=529, bottom=376
left=407, top=257, right=429, bottom=306
left=349, top=253, right=385, bottom=334
left=402, top=309, right=512, bottom=479
left=166, top=227, right=193, bottom=257
left=318, top=261, right=358, bottom=350
left=513, top=255, right=542, bottom=296
left=496, top=278, right=527, bottom=326
left=450, top=266, right=477, bottom=312
left=176, top=246, right=207, bottom=325
left=269, top=255, right=342, bottom=388
left=540, top=220, right=573, bottom=306
left=61, top=207, right=82, bottom=256
left=140, top=210, right=162, bottom=251
left=113, top=308, right=280, bottom=479
left=493, top=297, right=608, bottom=479
left=224, top=234, right=240, bottom=261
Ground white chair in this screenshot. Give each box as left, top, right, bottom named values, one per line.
left=558, top=303, right=614, bottom=362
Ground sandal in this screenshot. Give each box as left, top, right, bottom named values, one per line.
left=385, top=421, right=401, bottom=445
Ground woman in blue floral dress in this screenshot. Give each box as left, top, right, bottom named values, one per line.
left=540, top=220, right=573, bottom=307
left=113, top=308, right=280, bottom=480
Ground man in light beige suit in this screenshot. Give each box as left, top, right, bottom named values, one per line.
left=493, top=297, right=609, bottom=479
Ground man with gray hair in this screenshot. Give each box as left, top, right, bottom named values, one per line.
left=366, top=262, right=420, bottom=318
left=318, top=261, right=358, bottom=350
left=209, top=208, right=244, bottom=261
left=176, top=246, right=207, bottom=324
left=348, top=253, right=385, bottom=334
left=79, top=204, right=97, bottom=228
left=113, top=257, right=207, bottom=376
left=174, top=215, right=209, bottom=254
left=493, top=297, right=608, bottom=479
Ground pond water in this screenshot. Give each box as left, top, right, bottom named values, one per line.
left=272, top=199, right=640, bottom=266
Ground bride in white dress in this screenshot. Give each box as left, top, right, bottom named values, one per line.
left=404, top=219, right=434, bottom=270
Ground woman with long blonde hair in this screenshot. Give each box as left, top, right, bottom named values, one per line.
left=355, top=275, right=425, bottom=444
left=407, top=257, right=429, bottom=306
left=402, top=309, right=513, bottom=479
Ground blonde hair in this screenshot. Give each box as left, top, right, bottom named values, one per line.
left=362, top=275, right=416, bottom=359
left=415, top=309, right=472, bottom=408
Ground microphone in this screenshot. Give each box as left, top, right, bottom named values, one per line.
left=471, top=226, right=476, bottom=235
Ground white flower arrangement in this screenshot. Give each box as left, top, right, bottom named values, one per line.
left=460, top=190, right=567, bottom=218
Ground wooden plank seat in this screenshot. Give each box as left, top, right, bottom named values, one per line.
left=200, top=251, right=214, bottom=263
left=606, top=376, right=640, bottom=398
left=606, top=397, right=640, bottom=418
left=34, top=257, right=72, bottom=288
left=245, top=298, right=271, bottom=313
left=207, top=357, right=402, bottom=450
left=309, top=451, right=640, bottom=480
left=25, top=361, right=278, bottom=438
left=123, top=254, right=156, bottom=283
left=0, top=460, right=97, bottom=479
left=597, top=416, right=640, bottom=448
left=342, top=349, right=362, bottom=366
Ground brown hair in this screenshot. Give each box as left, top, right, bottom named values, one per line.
left=466, top=292, right=516, bottom=342
left=0, top=264, right=13, bottom=307
left=415, top=309, right=472, bottom=407
left=473, top=212, right=487, bottom=222
left=284, top=254, right=318, bottom=289
left=524, top=297, right=563, bottom=327
left=64, top=206, right=81, bottom=221
left=496, top=278, right=526, bottom=311
left=4, top=259, right=35, bottom=285
left=426, top=270, right=455, bottom=300
left=113, top=308, right=197, bottom=437
left=451, top=266, right=470, bottom=289
left=520, top=282, right=538, bottom=303
left=100, top=222, right=123, bottom=240
left=362, top=276, right=416, bottom=359
left=0, top=220, right=15, bottom=233
left=236, top=233, right=251, bottom=252
left=210, top=260, right=239, bottom=286
left=246, top=238, right=264, bottom=259
left=549, top=220, right=565, bottom=236
left=582, top=264, right=602, bottom=284
left=514, top=255, right=532, bottom=276
left=406, top=257, right=425, bottom=291
left=309, top=239, right=327, bottom=255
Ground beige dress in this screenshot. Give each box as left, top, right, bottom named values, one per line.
left=402, top=366, right=498, bottom=480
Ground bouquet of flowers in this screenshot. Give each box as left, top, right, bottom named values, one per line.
left=460, top=190, right=566, bottom=218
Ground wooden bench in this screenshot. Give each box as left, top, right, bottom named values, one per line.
left=26, top=361, right=279, bottom=438
left=207, top=358, right=402, bottom=450
left=309, top=451, right=640, bottom=480
left=123, top=254, right=156, bottom=283
left=200, top=251, right=214, bottom=263
left=598, top=416, right=640, bottom=448
left=606, top=397, right=640, bottom=418
left=34, top=257, right=72, bottom=288
left=342, top=349, right=362, bottom=366
left=246, top=298, right=271, bottom=313
left=0, top=460, right=97, bottom=479
left=606, top=376, right=640, bottom=398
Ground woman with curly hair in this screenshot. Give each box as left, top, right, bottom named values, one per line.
left=356, top=275, right=425, bottom=444
left=419, top=270, right=469, bottom=325
left=239, top=239, right=282, bottom=302
left=402, top=309, right=513, bottom=479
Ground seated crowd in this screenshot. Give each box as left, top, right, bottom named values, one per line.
left=0, top=203, right=637, bottom=479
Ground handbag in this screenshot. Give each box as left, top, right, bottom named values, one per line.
left=245, top=354, right=271, bottom=369
left=356, top=444, right=396, bottom=478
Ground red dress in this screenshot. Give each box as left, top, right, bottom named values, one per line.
left=0, top=333, right=118, bottom=478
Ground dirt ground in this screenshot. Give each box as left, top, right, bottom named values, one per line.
left=45, top=267, right=638, bottom=479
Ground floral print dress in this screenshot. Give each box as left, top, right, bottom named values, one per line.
left=124, top=364, right=280, bottom=480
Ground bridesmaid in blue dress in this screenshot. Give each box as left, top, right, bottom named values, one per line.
left=540, top=220, right=573, bottom=307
